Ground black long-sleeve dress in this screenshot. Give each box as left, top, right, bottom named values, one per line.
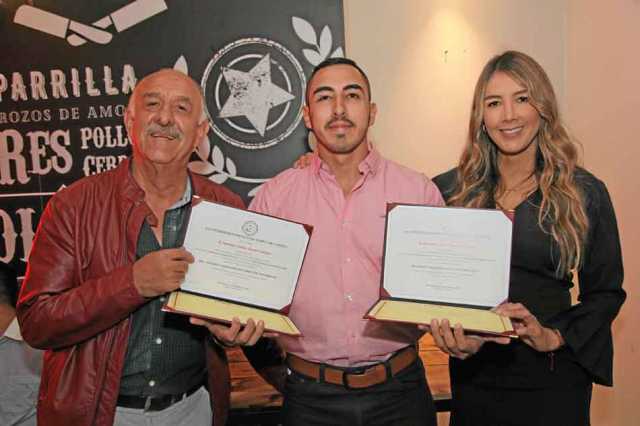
left=433, top=168, right=625, bottom=426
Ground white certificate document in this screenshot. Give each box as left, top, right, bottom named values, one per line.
left=180, top=201, right=311, bottom=311
left=383, top=204, right=512, bottom=308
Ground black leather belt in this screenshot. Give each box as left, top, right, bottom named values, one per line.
left=117, top=384, right=201, bottom=412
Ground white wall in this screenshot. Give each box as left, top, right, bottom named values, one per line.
left=344, top=0, right=566, bottom=177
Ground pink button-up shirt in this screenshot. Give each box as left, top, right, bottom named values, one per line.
left=249, top=148, right=444, bottom=366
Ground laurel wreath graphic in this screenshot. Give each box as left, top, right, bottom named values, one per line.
left=182, top=16, right=344, bottom=198
left=291, top=16, right=344, bottom=65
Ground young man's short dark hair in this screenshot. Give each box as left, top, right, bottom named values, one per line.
left=0, top=262, right=18, bottom=308
left=305, top=57, right=372, bottom=104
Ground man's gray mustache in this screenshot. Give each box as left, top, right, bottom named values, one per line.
left=146, top=123, right=182, bottom=139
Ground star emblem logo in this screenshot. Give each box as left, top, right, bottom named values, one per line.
left=219, top=54, right=295, bottom=137
left=202, top=37, right=306, bottom=150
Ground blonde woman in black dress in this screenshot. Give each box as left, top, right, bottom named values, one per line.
left=430, top=50, right=625, bottom=426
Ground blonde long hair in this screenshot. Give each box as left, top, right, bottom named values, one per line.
left=449, top=51, right=588, bottom=276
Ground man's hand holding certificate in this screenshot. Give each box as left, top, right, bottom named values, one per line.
left=163, top=200, right=311, bottom=336
left=365, top=204, right=516, bottom=336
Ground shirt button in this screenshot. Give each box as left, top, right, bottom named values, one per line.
left=155, top=337, right=162, bottom=345
left=345, top=294, right=353, bottom=301
left=149, top=380, right=156, bottom=387
left=346, top=258, right=351, bottom=263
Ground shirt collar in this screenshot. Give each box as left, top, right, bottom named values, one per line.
left=312, top=142, right=382, bottom=177
left=358, top=143, right=381, bottom=176
left=168, top=177, right=192, bottom=210
left=123, top=158, right=193, bottom=208
left=3, top=317, right=22, bottom=341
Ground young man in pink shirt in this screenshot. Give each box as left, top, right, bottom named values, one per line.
left=250, top=58, right=444, bottom=425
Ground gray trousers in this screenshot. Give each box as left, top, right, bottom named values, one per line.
left=114, top=387, right=212, bottom=426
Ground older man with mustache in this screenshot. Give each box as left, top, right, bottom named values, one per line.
left=17, top=69, right=272, bottom=426
left=249, top=58, right=444, bottom=426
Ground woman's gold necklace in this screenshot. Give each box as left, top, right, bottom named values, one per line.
left=495, top=172, right=538, bottom=211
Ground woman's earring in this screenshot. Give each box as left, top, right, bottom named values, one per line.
left=481, top=123, right=487, bottom=133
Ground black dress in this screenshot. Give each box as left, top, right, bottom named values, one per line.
left=433, top=168, right=625, bottom=426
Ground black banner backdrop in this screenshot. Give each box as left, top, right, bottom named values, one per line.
left=0, top=0, right=344, bottom=276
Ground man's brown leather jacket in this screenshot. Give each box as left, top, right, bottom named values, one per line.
left=17, top=159, right=251, bottom=426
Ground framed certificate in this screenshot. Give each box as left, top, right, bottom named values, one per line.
left=162, top=200, right=311, bottom=336
left=365, top=203, right=516, bottom=336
